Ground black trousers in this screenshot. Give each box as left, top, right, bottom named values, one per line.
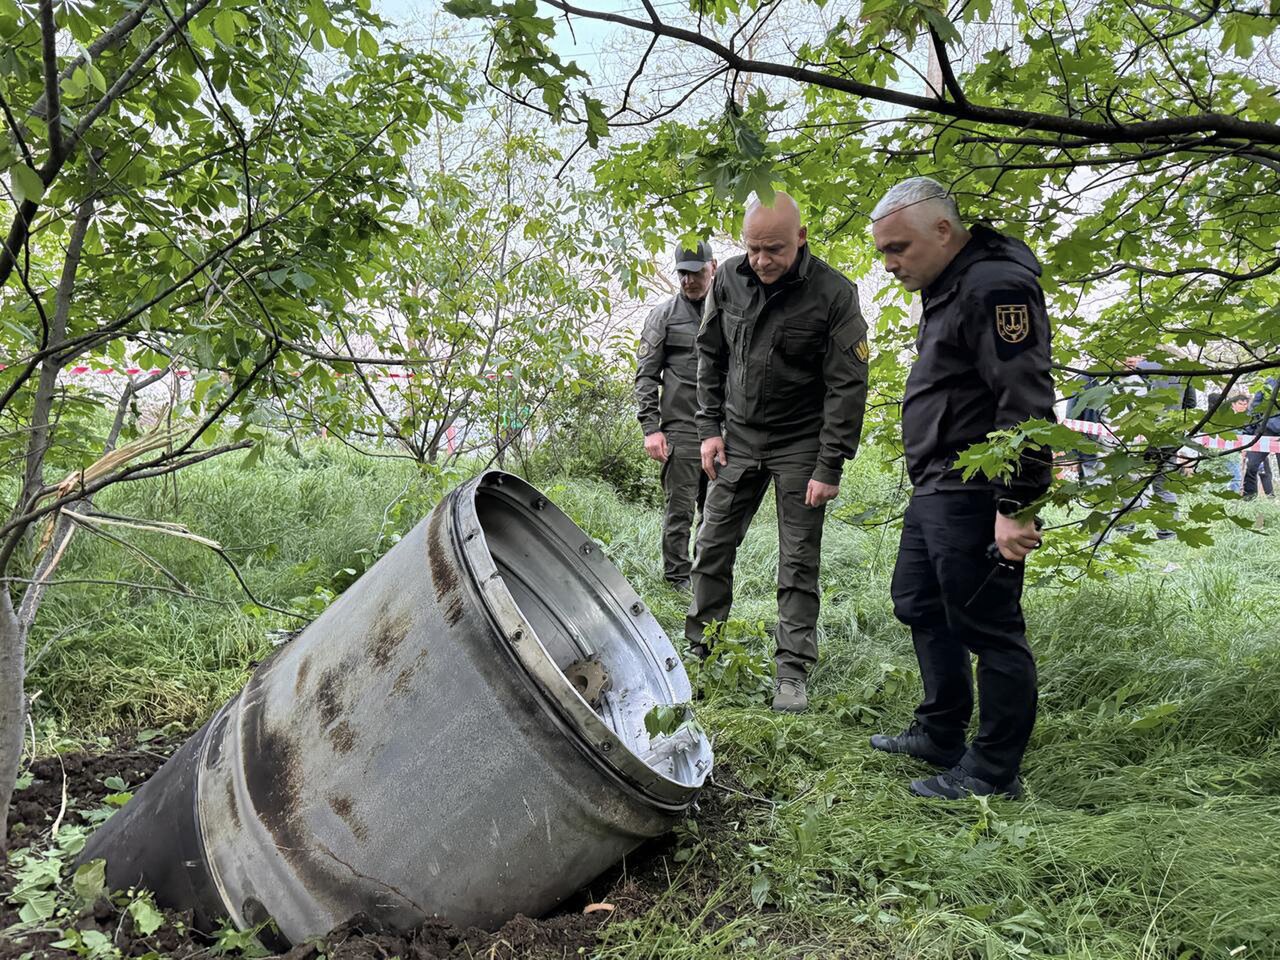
left=890, top=491, right=1038, bottom=784
left=1243, top=451, right=1276, bottom=499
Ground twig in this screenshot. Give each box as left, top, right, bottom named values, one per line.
left=47, top=752, right=67, bottom=839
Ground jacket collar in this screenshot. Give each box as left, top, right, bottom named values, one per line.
left=922, top=224, right=1042, bottom=308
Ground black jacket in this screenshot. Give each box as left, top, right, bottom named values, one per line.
left=696, top=245, right=869, bottom=484
left=902, top=225, right=1056, bottom=503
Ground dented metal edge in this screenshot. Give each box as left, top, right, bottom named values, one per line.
left=449, top=471, right=710, bottom=809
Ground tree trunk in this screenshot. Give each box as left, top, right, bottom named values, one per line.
left=0, top=591, right=25, bottom=852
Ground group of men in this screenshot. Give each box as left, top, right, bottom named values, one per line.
left=634, top=178, right=1055, bottom=800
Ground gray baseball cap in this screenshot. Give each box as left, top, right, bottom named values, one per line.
left=673, top=239, right=713, bottom=272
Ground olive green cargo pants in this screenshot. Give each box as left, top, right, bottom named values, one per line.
left=684, top=450, right=826, bottom=681
left=660, top=441, right=708, bottom=583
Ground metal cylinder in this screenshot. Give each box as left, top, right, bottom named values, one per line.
left=78, top=471, right=712, bottom=945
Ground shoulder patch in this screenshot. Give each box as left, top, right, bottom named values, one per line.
left=638, top=339, right=653, bottom=358
left=853, top=336, right=870, bottom=363
left=995, top=303, right=1029, bottom=344
left=983, top=287, right=1039, bottom=360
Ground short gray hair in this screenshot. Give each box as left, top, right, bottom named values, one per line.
left=870, top=177, right=962, bottom=227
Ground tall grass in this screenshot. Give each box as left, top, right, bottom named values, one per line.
left=18, top=442, right=1280, bottom=958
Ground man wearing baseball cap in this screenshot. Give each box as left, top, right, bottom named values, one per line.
left=635, top=239, right=718, bottom=590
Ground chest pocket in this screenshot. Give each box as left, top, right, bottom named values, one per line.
left=665, top=329, right=697, bottom=373
left=781, top=325, right=828, bottom=363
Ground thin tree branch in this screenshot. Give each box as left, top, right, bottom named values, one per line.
left=523, top=0, right=1280, bottom=146
left=37, top=0, right=62, bottom=159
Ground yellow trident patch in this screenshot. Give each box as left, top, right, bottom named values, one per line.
left=995, top=304, right=1030, bottom=344
left=853, top=337, right=870, bottom=363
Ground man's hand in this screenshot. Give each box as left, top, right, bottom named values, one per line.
left=701, top=436, right=727, bottom=480
left=995, top=512, right=1043, bottom=562
left=643, top=431, right=669, bottom=463
left=805, top=479, right=840, bottom=508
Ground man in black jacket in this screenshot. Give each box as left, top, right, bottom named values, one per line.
left=869, top=177, right=1055, bottom=800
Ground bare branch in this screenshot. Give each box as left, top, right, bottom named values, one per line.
left=38, top=0, right=61, bottom=158
left=524, top=0, right=1280, bottom=146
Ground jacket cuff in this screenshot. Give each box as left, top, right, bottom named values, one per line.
left=993, top=480, right=1049, bottom=506
left=639, top=417, right=661, bottom=435
left=697, top=420, right=722, bottom=441
left=811, top=462, right=843, bottom=486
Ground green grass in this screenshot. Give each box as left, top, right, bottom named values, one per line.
left=17, top=443, right=1280, bottom=958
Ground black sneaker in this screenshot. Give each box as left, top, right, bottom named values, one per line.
left=688, top=642, right=710, bottom=661
left=870, top=723, right=965, bottom=768
left=909, top=765, right=1023, bottom=800
left=668, top=578, right=692, bottom=593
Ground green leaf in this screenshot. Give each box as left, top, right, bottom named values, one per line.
left=87, top=61, right=107, bottom=93
left=1130, top=701, right=1180, bottom=730
left=72, top=859, right=107, bottom=905
left=10, top=163, right=45, bottom=204
left=213, top=10, right=238, bottom=45
left=128, top=894, right=166, bottom=936
left=18, top=889, right=57, bottom=924
left=918, top=6, right=961, bottom=45
left=749, top=872, right=771, bottom=908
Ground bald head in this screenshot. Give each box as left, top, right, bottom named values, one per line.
left=743, top=192, right=806, bottom=284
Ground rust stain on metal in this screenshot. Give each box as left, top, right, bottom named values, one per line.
left=314, top=667, right=346, bottom=727
left=242, top=711, right=302, bottom=849
left=328, top=720, right=357, bottom=754
left=392, top=666, right=415, bottom=696
left=427, top=507, right=466, bottom=627
left=427, top=506, right=466, bottom=628
left=224, top=779, right=241, bottom=830
left=327, top=795, right=369, bottom=842
left=240, top=679, right=363, bottom=915
left=370, top=611, right=411, bottom=669
left=294, top=657, right=312, bottom=697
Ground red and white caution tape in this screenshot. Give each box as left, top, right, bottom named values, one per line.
left=1061, top=417, right=1280, bottom=454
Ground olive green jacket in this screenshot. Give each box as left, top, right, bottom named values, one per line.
left=635, top=293, right=703, bottom=443
left=696, top=246, right=869, bottom=485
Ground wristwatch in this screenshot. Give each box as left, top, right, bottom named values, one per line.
left=995, top=497, right=1024, bottom=518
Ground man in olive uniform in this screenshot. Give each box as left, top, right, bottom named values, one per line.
left=636, top=240, right=717, bottom=590
left=687, top=193, right=869, bottom=713
left=869, top=177, right=1054, bottom=800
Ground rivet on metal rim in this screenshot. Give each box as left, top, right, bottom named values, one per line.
left=580, top=543, right=593, bottom=556
left=532, top=496, right=547, bottom=510
left=510, top=628, right=524, bottom=642
left=630, top=601, right=644, bottom=616
left=665, top=657, right=676, bottom=672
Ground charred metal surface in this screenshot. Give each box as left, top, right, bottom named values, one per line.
left=313, top=667, right=346, bottom=728
left=391, top=666, right=415, bottom=696
left=327, top=795, right=368, bottom=842
left=369, top=610, right=410, bottom=668
left=427, top=504, right=465, bottom=626
left=294, top=657, right=312, bottom=697
left=205, top=711, right=230, bottom=770
left=327, top=720, right=356, bottom=754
